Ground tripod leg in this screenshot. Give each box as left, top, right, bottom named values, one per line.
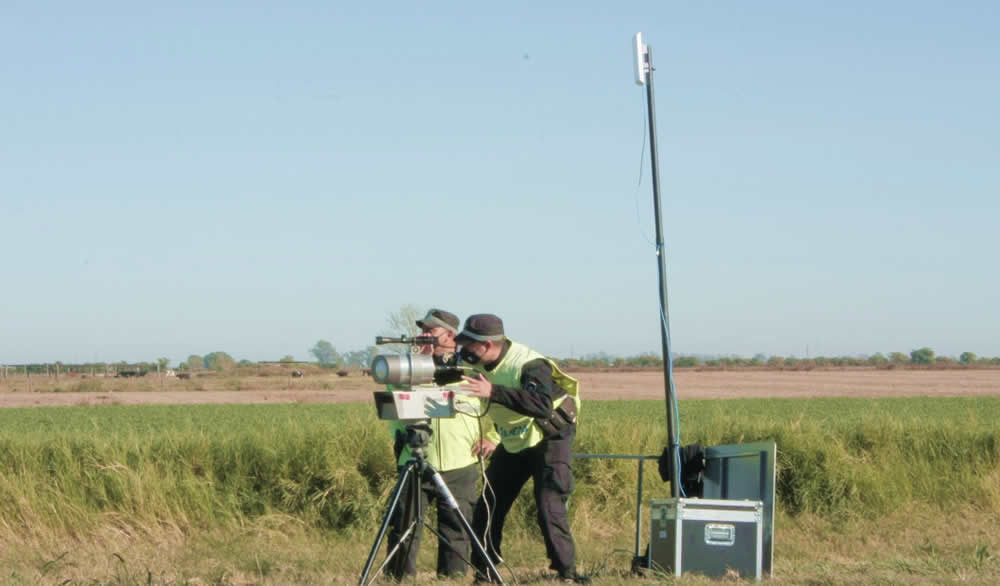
left=359, top=464, right=415, bottom=585
left=387, top=462, right=425, bottom=579
left=428, top=468, right=505, bottom=585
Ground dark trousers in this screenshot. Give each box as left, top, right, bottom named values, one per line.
left=387, top=462, right=479, bottom=578
left=471, top=428, right=577, bottom=579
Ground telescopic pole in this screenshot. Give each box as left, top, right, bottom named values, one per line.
left=639, top=41, right=680, bottom=499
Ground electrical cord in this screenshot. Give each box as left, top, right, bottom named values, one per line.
left=633, top=92, right=655, bottom=246
left=468, top=401, right=519, bottom=585
left=657, top=259, right=685, bottom=497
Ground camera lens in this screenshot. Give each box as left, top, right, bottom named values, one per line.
left=370, top=354, right=437, bottom=386
left=372, top=357, right=391, bottom=384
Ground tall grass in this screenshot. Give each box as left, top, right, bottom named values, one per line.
left=0, top=398, right=997, bottom=547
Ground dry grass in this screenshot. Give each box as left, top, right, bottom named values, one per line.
left=2, top=504, right=996, bottom=584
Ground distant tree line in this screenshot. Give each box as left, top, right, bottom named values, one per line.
left=7, top=353, right=251, bottom=375
left=307, top=340, right=376, bottom=369
left=4, top=359, right=174, bottom=375
left=9, top=345, right=997, bottom=376
left=554, top=347, right=1000, bottom=370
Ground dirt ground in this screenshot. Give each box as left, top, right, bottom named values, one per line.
left=0, top=369, right=997, bottom=408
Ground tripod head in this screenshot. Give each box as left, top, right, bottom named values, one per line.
left=397, top=419, right=434, bottom=474
left=403, top=420, right=432, bottom=450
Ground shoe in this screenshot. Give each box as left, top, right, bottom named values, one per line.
left=557, top=570, right=591, bottom=584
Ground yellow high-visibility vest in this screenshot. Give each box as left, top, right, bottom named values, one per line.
left=477, top=340, right=580, bottom=454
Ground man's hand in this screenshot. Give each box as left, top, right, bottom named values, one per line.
left=460, top=373, right=493, bottom=399
left=471, top=438, right=497, bottom=459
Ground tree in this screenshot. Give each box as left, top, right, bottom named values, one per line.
left=889, top=352, right=909, bottom=365
left=959, top=352, right=978, bottom=364
left=186, top=355, right=204, bottom=371
left=910, top=347, right=935, bottom=365
left=309, top=340, right=340, bottom=367
left=673, top=356, right=699, bottom=367
left=204, top=351, right=236, bottom=371
left=157, top=357, right=170, bottom=370
left=629, top=353, right=662, bottom=367
left=386, top=304, right=424, bottom=336
left=869, top=353, right=888, bottom=367
left=280, top=355, right=296, bottom=363
left=380, top=304, right=427, bottom=353
left=342, top=346, right=377, bottom=367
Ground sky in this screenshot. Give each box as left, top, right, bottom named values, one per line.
left=2, top=1, right=998, bottom=365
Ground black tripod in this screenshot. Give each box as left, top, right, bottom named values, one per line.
left=359, top=423, right=504, bottom=585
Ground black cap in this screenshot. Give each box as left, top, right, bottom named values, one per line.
left=455, top=314, right=505, bottom=344
left=415, top=308, right=460, bottom=334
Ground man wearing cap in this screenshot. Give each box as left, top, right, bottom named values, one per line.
left=458, top=314, right=587, bottom=584
left=386, top=308, right=495, bottom=580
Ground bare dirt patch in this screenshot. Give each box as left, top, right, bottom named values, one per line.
left=1, top=369, right=998, bottom=408
left=580, top=368, right=1000, bottom=400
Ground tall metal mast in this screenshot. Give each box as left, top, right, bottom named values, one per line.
left=635, top=33, right=680, bottom=499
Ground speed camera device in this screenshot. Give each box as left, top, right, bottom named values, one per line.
left=360, top=337, right=505, bottom=585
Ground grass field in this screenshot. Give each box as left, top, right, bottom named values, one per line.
left=0, top=397, right=998, bottom=583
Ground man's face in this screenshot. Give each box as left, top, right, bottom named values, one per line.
left=459, top=340, right=489, bottom=365
left=421, top=325, right=456, bottom=355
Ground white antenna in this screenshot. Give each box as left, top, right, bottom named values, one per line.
left=633, top=32, right=648, bottom=86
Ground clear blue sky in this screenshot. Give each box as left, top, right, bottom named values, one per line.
left=2, top=1, right=997, bottom=365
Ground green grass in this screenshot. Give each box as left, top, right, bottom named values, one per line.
left=0, top=397, right=998, bottom=583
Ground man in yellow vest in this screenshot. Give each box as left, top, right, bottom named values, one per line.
left=458, top=314, right=588, bottom=584
left=386, top=308, right=493, bottom=579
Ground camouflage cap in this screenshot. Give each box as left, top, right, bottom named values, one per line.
left=415, top=308, right=460, bottom=334
left=455, top=314, right=505, bottom=344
